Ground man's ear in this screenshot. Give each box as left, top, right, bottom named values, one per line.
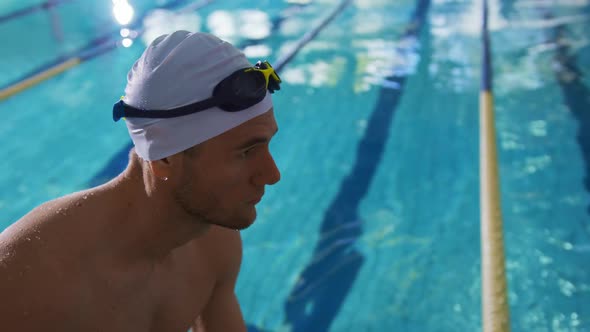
left=148, top=153, right=185, bottom=180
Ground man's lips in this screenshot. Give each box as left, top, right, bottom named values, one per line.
left=248, top=194, right=264, bottom=204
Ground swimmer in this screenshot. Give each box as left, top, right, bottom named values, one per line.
left=0, top=30, right=282, bottom=331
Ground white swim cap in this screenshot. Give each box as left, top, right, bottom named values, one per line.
left=122, top=30, right=273, bottom=161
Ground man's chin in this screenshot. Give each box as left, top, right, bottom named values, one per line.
left=233, top=214, right=257, bottom=230
left=216, top=219, right=254, bottom=231
left=215, top=211, right=257, bottom=231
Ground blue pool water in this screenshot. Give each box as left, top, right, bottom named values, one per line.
left=1, top=0, right=589, bottom=331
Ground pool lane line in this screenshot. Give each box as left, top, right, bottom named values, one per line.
left=0, top=57, right=81, bottom=101
left=0, top=0, right=209, bottom=102
left=282, top=0, right=431, bottom=331
left=479, top=0, right=511, bottom=332
left=0, top=0, right=74, bottom=24
left=274, top=0, right=352, bottom=72
left=87, top=1, right=312, bottom=188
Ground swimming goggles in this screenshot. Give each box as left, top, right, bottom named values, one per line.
left=112, top=60, right=281, bottom=122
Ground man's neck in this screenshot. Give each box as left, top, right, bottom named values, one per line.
left=108, top=162, right=210, bottom=265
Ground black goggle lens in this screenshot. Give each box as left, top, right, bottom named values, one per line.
left=213, top=71, right=268, bottom=112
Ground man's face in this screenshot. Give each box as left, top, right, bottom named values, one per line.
left=173, top=109, right=281, bottom=230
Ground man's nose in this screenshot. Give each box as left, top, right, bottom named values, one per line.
left=253, top=151, right=281, bottom=186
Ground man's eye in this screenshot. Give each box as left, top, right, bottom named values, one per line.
left=241, top=147, right=255, bottom=157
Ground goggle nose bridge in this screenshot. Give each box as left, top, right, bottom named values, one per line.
left=247, top=61, right=281, bottom=91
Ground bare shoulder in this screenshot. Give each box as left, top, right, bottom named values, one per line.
left=0, top=189, right=97, bottom=263
left=1, top=189, right=98, bottom=250
left=0, top=188, right=109, bottom=288
left=1, top=195, right=71, bottom=256
left=0, top=194, right=86, bottom=327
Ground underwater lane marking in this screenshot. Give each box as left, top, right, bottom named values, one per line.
left=281, top=0, right=431, bottom=331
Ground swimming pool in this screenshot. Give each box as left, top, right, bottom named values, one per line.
left=1, top=0, right=589, bottom=331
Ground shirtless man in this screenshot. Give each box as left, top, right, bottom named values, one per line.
left=0, top=31, right=282, bottom=331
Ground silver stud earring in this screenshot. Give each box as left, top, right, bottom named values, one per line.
left=163, top=177, right=168, bottom=181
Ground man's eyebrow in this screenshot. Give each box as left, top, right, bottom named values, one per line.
left=235, top=128, right=278, bottom=150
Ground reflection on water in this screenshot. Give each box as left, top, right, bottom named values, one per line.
left=353, top=38, right=419, bottom=92
left=428, top=0, right=589, bottom=95
left=140, top=7, right=273, bottom=47
left=281, top=57, right=346, bottom=87
left=242, top=44, right=272, bottom=58
left=141, top=9, right=202, bottom=45
left=207, top=10, right=272, bottom=43
left=428, top=1, right=480, bottom=93
left=515, top=0, right=590, bottom=8
left=510, top=13, right=590, bottom=29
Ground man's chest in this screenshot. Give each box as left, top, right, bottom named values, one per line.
left=149, top=261, right=217, bottom=332
left=75, top=252, right=217, bottom=331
